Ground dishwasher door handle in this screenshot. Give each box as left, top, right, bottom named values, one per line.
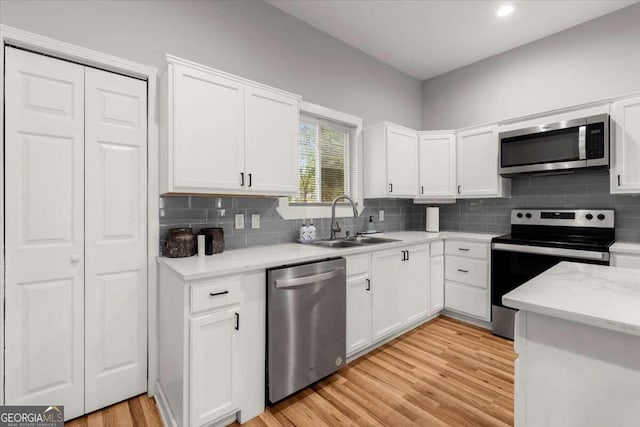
left=275, top=268, right=345, bottom=289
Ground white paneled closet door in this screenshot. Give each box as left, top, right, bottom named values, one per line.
left=84, top=68, right=148, bottom=412
left=4, top=47, right=86, bottom=419
left=4, top=47, right=148, bottom=420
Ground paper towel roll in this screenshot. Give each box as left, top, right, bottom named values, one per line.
left=426, top=207, right=439, bottom=232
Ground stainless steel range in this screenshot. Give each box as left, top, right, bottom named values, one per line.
left=491, top=209, right=615, bottom=339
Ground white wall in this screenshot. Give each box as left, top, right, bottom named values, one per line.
left=421, top=3, right=640, bottom=130
left=0, top=0, right=422, bottom=129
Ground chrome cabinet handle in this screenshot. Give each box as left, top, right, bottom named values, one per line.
left=209, top=290, right=229, bottom=297
left=457, top=269, right=469, bottom=273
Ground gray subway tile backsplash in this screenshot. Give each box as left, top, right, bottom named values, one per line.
left=435, top=170, right=640, bottom=242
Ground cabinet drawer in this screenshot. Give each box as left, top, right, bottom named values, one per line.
left=445, top=256, right=488, bottom=288
left=431, top=240, right=444, bottom=256
left=191, top=277, right=242, bottom=314
left=445, top=281, right=489, bottom=320
left=347, top=254, right=370, bottom=277
left=445, top=240, right=488, bottom=259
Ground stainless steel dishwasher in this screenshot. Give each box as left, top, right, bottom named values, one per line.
left=267, top=257, right=346, bottom=404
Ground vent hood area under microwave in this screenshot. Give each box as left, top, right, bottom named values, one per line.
left=499, top=114, right=609, bottom=177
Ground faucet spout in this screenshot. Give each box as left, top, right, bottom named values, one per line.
left=330, top=195, right=358, bottom=240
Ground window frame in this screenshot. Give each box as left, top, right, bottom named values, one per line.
left=277, top=101, right=364, bottom=220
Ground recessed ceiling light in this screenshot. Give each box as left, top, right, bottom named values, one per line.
left=496, top=4, right=515, bottom=17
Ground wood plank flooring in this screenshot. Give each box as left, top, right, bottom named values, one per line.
left=66, top=316, right=516, bottom=426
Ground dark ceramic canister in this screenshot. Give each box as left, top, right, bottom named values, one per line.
left=164, top=228, right=197, bottom=258
left=200, top=227, right=225, bottom=255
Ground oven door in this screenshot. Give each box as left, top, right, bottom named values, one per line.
left=490, top=243, right=609, bottom=339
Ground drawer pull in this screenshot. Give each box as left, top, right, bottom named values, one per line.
left=458, top=248, right=470, bottom=252
left=457, top=269, right=469, bottom=273
left=209, top=290, right=229, bottom=297
left=366, top=278, right=371, bottom=291
left=235, top=312, right=240, bottom=330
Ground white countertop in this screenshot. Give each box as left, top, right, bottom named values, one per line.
left=158, top=230, right=499, bottom=281
left=610, top=241, right=640, bottom=255
left=503, top=262, right=640, bottom=336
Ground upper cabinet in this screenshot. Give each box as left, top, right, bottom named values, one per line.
left=160, top=55, right=300, bottom=196
left=417, top=132, right=456, bottom=198
left=456, top=125, right=510, bottom=198
left=611, top=96, right=640, bottom=194
left=363, top=122, right=418, bottom=198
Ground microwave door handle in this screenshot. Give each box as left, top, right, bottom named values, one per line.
left=578, top=125, right=587, bottom=160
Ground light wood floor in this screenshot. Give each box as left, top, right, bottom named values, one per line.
left=67, top=316, right=516, bottom=426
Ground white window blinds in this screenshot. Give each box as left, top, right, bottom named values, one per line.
left=290, top=112, right=359, bottom=204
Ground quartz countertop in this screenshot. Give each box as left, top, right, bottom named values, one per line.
left=158, top=230, right=499, bottom=281
left=503, top=262, right=640, bottom=336
left=610, top=241, right=640, bottom=255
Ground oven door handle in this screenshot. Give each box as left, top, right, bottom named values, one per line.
left=492, top=243, right=609, bottom=262
left=275, top=268, right=344, bottom=288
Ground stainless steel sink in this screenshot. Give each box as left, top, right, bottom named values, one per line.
left=345, top=236, right=401, bottom=244
left=309, top=235, right=400, bottom=249
left=310, top=240, right=365, bottom=248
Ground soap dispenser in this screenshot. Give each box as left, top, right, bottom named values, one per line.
left=367, top=216, right=376, bottom=233
left=299, top=219, right=309, bottom=242
left=308, top=219, right=317, bottom=241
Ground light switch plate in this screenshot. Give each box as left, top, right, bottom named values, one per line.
left=235, top=213, right=245, bottom=229
left=251, top=214, right=260, bottom=229
left=379, top=210, right=385, bottom=222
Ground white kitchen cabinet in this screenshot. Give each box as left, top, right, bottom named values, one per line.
left=4, top=47, right=148, bottom=420
left=444, top=240, right=491, bottom=321
left=371, top=249, right=404, bottom=340
left=402, top=245, right=430, bottom=324
left=190, top=307, right=240, bottom=426
left=363, top=122, right=418, bottom=198
left=417, top=132, right=457, bottom=198
left=456, top=125, right=510, bottom=198
left=158, top=268, right=266, bottom=427
left=160, top=55, right=300, bottom=196
left=346, top=255, right=372, bottom=356
left=611, top=96, right=640, bottom=194
left=610, top=242, right=640, bottom=269
left=430, top=241, right=445, bottom=315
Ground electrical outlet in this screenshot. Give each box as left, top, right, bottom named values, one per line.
left=251, top=214, right=260, bottom=229
left=379, top=210, right=385, bottom=222
left=234, top=213, right=245, bottom=229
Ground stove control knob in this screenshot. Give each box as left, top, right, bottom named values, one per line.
left=525, top=213, right=532, bottom=219
left=597, top=214, right=606, bottom=221
left=586, top=213, right=593, bottom=220
left=516, top=212, right=523, bottom=218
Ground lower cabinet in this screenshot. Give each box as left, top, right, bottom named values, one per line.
left=430, top=242, right=445, bottom=314
left=371, top=244, right=431, bottom=343
left=443, top=240, right=491, bottom=321
left=190, top=307, right=240, bottom=426
left=158, top=265, right=265, bottom=427
left=346, top=273, right=373, bottom=355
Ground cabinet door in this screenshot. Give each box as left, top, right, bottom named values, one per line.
left=457, top=126, right=500, bottom=197
left=611, top=97, right=640, bottom=194
left=346, top=274, right=372, bottom=356
left=418, top=133, right=456, bottom=197
left=4, top=47, right=85, bottom=420
left=371, top=250, right=404, bottom=341
left=84, top=68, right=148, bottom=412
left=190, top=307, right=240, bottom=426
left=386, top=126, right=418, bottom=197
left=172, top=64, right=245, bottom=192
left=244, top=86, right=299, bottom=196
left=430, top=256, right=445, bottom=314
left=403, top=245, right=430, bottom=324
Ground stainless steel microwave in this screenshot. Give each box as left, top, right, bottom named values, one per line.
left=499, top=114, right=609, bottom=176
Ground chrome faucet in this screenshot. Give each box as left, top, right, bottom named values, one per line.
left=330, top=195, right=359, bottom=240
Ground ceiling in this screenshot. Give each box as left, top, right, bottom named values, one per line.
left=266, top=0, right=637, bottom=80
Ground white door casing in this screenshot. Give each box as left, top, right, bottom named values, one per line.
left=4, top=47, right=85, bottom=419
left=84, top=67, right=148, bottom=412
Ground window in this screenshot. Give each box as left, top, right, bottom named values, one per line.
left=277, top=101, right=363, bottom=220
left=290, top=113, right=358, bottom=204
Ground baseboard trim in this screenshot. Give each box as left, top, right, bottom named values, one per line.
left=154, top=382, right=178, bottom=427
left=441, top=310, right=492, bottom=330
